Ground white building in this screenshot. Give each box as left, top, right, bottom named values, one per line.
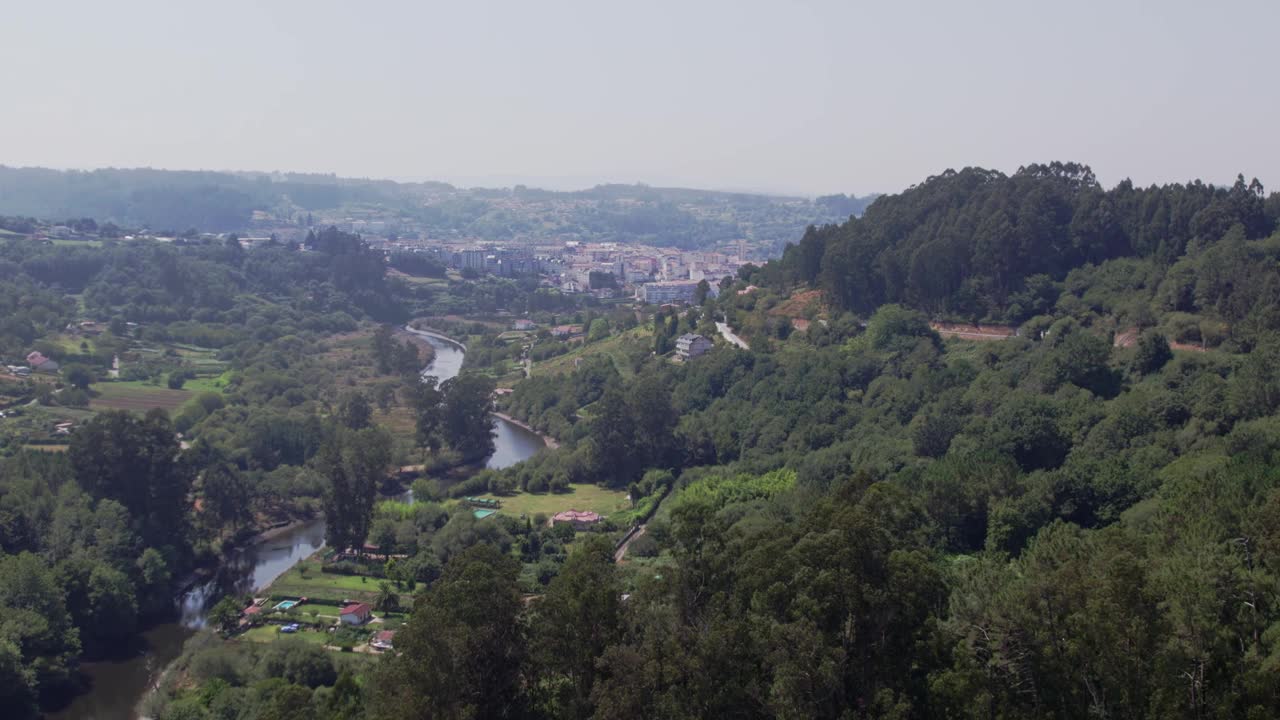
left=676, top=333, right=713, bottom=360
left=638, top=280, right=700, bottom=305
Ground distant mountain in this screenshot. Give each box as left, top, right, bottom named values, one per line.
left=0, top=166, right=876, bottom=251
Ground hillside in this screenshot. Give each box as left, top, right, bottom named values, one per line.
left=767, top=162, right=1280, bottom=348
left=0, top=165, right=874, bottom=251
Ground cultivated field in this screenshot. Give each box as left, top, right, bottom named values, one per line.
left=90, top=382, right=192, bottom=412
left=533, top=326, right=648, bottom=379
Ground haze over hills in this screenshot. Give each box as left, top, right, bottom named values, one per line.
left=0, top=165, right=875, bottom=253
left=4, top=158, right=1280, bottom=719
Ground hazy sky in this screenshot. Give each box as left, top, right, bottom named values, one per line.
left=4, top=0, right=1277, bottom=195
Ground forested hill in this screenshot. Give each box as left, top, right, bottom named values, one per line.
left=770, top=162, right=1280, bottom=333
left=0, top=166, right=874, bottom=250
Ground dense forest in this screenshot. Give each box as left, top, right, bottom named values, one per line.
left=768, top=163, right=1279, bottom=331
left=469, top=164, right=1280, bottom=719
left=7, top=162, right=1280, bottom=720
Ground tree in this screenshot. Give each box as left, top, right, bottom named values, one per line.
left=587, top=318, right=610, bottom=342
left=369, top=545, right=525, bottom=720
left=374, top=582, right=399, bottom=612
left=409, top=377, right=444, bottom=453
left=258, top=639, right=336, bottom=688
left=69, top=410, right=193, bottom=551
left=989, top=393, right=1069, bottom=472
left=202, top=460, right=251, bottom=534
left=0, top=553, right=81, bottom=698
left=317, top=427, right=392, bottom=554
left=529, top=536, right=621, bottom=718
left=587, top=385, right=635, bottom=486
left=1131, top=331, right=1173, bottom=375
left=208, top=596, right=243, bottom=636
left=439, top=373, right=496, bottom=461
left=371, top=325, right=396, bottom=375
left=0, top=639, right=37, bottom=720
left=136, top=547, right=173, bottom=616
left=63, top=363, right=94, bottom=391
left=168, top=369, right=195, bottom=390
left=337, top=391, right=372, bottom=430
left=694, top=278, right=711, bottom=305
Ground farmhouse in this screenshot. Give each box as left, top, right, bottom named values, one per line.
left=551, top=509, right=602, bottom=530
left=339, top=602, right=373, bottom=625
left=675, top=333, right=713, bottom=360
left=550, top=324, right=583, bottom=338
left=25, top=351, right=60, bottom=373
left=371, top=630, right=396, bottom=651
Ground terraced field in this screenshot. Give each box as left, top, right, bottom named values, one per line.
left=90, top=382, right=192, bottom=412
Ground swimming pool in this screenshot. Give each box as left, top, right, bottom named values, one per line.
left=274, top=600, right=299, bottom=611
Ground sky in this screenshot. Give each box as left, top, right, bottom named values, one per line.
left=3, top=0, right=1277, bottom=196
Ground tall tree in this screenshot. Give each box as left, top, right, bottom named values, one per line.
left=317, top=427, right=392, bottom=553
left=69, top=409, right=192, bottom=551
left=370, top=544, right=525, bottom=720
left=439, top=373, right=496, bottom=461
left=529, top=535, right=621, bottom=719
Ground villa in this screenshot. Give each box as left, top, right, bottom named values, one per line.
left=551, top=509, right=602, bottom=530
left=340, top=602, right=373, bottom=625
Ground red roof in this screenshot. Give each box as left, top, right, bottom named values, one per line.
left=341, top=602, right=372, bottom=616
left=552, top=509, right=601, bottom=523
left=374, top=630, right=396, bottom=642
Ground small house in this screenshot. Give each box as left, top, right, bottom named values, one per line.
left=550, top=324, right=583, bottom=338
left=512, top=319, right=537, bottom=331
left=551, top=509, right=602, bottom=530
left=339, top=602, right=373, bottom=625
left=675, top=333, right=713, bottom=360
left=371, top=630, right=396, bottom=651
left=25, top=351, right=59, bottom=373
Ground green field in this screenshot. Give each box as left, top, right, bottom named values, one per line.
left=89, top=381, right=192, bottom=412
left=241, top=626, right=331, bottom=645
left=182, top=372, right=229, bottom=394
left=531, top=326, right=650, bottom=380
left=267, top=560, right=420, bottom=604
left=51, top=238, right=104, bottom=247
left=474, top=483, right=630, bottom=518
left=44, top=333, right=98, bottom=354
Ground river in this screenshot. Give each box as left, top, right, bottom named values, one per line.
left=52, top=327, right=546, bottom=720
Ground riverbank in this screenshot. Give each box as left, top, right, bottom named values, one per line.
left=491, top=411, right=560, bottom=449
left=406, top=321, right=468, bottom=351
left=394, top=327, right=437, bottom=366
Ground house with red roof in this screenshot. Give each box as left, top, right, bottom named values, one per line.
left=25, top=351, right=59, bottom=373
left=371, top=630, right=396, bottom=651
left=340, top=602, right=373, bottom=625
left=551, top=509, right=602, bottom=530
